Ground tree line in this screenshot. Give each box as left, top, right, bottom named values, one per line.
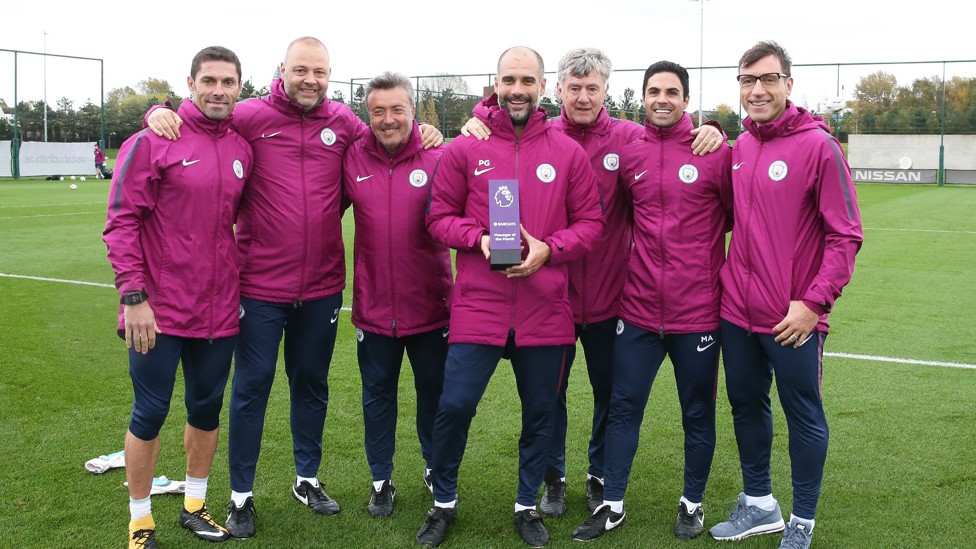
left=1, top=71, right=973, bottom=146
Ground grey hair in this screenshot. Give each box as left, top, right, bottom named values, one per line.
left=365, top=71, right=415, bottom=108
left=557, top=48, right=612, bottom=86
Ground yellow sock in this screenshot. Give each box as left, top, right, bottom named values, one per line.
left=129, top=514, right=155, bottom=532
left=184, top=496, right=205, bottom=513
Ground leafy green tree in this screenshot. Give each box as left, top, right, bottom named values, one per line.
left=330, top=89, right=346, bottom=104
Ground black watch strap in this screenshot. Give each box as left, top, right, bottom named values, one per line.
left=121, top=290, right=149, bottom=306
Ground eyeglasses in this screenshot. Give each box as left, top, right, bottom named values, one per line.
left=736, top=73, right=789, bottom=88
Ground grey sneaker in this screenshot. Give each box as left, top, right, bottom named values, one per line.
left=709, top=493, right=785, bottom=541
left=585, top=477, right=604, bottom=513
left=539, top=473, right=567, bottom=518
left=779, top=518, right=814, bottom=549
left=674, top=500, right=704, bottom=540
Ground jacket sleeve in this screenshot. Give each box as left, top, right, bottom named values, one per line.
left=426, top=144, right=486, bottom=250
left=545, top=148, right=604, bottom=266
left=102, top=132, right=159, bottom=297
left=803, top=136, right=863, bottom=313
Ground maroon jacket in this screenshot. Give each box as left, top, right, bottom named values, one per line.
left=342, top=122, right=452, bottom=337
left=426, top=96, right=603, bottom=347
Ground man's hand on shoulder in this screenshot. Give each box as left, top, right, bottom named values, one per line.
left=147, top=108, right=184, bottom=141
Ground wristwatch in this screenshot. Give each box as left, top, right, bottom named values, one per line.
left=121, top=290, right=149, bottom=306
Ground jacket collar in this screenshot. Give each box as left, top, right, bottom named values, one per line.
left=476, top=94, right=549, bottom=142
left=177, top=100, right=234, bottom=137
left=553, top=107, right=611, bottom=139
left=362, top=120, right=424, bottom=162
left=269, top=78, right=332, bottom=119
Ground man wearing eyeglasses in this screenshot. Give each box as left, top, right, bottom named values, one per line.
left=709, top=41, right=863, bottom=549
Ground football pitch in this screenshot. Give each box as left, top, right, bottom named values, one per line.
left=0, top=179, right=974, bottom=548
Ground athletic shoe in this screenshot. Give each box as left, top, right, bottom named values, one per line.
left=423, top=468, right=433, bottom=493
left=128, top=529, right=157, bottom=549
left=585, top=477, right=604, bottom=513
left=539, top=472, right=567, bottom=518
left=292, top=480, right=340, bottom=516
left=179, top=504, right=230, bottom=542
left=368, top=480, right=396, bottom=517
left=225, top=497, right=256, bottom=538
left=709, top=493, right=785, bottom=541
left=778, top=518, right=814, bottom=549
left=416, top=506, right=456, bottom=547
left=674, top=501, right=705, bottom=540
left=514, top=509, right=549, bottom=547
left=571, top=504, right=626, bottom=541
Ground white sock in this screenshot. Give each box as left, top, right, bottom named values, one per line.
left=744, top=493, right=777, bottom=511
left=373, top=479, right=390, bottom=491
left=680, top=496, right=701, bottom=512
left=231, top=491, right=253, bottom=507
left=129, top=496, right=152, bottom=521
left=514, top=503, right=536, bottom=513
left=184, top=475, right=208, bottom=501
left=297, top=475, right=319, bottom=488
left=603, top=500, right=624, bottom=514
left=791, top=514, right=815, bottom=531
left=434, top=499, right=457, bottom=509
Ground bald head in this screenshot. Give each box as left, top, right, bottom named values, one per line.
left=494, top=46, right=546, bottom=130
left=280, top=36, right=331, bottom=110
left=497, top=46, right=545, bottom=79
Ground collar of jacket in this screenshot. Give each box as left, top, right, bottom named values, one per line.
left=744, top=100, right=828, bottom=142
left=641, top=111, right=694, bottom=142
left=269, top=77, right=333, bottom=119
left=553, top=106, right=611, bottom=139
left=477, top=94, right=549, bottom=141
left=361, top=120, right=424, bottom=162
left=178, top=99, right=234, bottom=137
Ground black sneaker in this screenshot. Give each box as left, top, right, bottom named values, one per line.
left=226, top=497, right=256, bottom=538
left=416, top=506, right=456, bottom=547
left=368, top=480, right=396, bottom=517
left=423, top=468, right=433, bottom=494
left=572, top=504, right=626, bottom=541
left=514, top=509, right=549, bottom=547
left=128, top=528, right=157, bottom=549
left=179, top=504, right=230, bottom=542
left=674, top=501, right=705, bottom=540
left=292, top=480, right=340, bottom=516
left=585, top=477, right=604, bottom=513
left=539, top=471, right=566, bottom=518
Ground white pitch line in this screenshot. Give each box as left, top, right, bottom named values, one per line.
left=2, top=201, right=107, bottom=208
left=0, top=273, right=354, bottom=312
left=825, top=352, right=976, bottom=370
left=0, top=211, right=102, bottom=220
left=0, top=272, right=115, bottom=288
left=863, top=227, right=976, bottom=235
left=1, top=273, right=972, bottom=367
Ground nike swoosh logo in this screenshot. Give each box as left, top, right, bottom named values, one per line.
left=733, top=162, right=746, bottom=170
left=634, top=169, right=648, bottom=180
left=474, top=167, right=495, bottom=176
left=190, top=529, right=226, bottom=538
left=696, top=342, right=717, bottom=352
left=356, top=175, right=374, bottom=182
left=182, top=159, right=201, bottom=167
left=261, top=131, right=282, bottom=138
left=605, top=513, right=625, bottom=530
